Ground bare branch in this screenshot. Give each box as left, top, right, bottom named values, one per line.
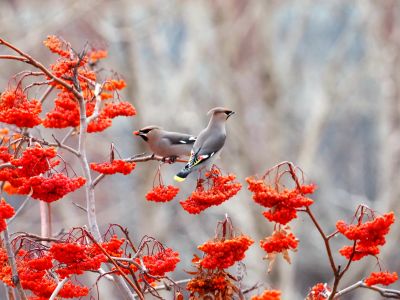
left=3, top=227, right=27, bottom=300
left=335, top=281, right=400, bottom=299
left=92, top=153, right=187, bottom=187
left=0, top=38, right=83, bottom=101
left=7, top=193, right=32, bottom=225
left=49, top=278, right=68, bottom=300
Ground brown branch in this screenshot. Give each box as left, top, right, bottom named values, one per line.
left=83, top=229, right=144, bottom=300
left=0, top=55, right=28, bottom=62
left=305, top=207, right=338, bottom=276
left=0, top=38, right=83, bottom=101
left=3, top=227, right=27, bottom=300
left=12, top=232, right=60, bottom=243
left=92, top=154, right=187, bottom=187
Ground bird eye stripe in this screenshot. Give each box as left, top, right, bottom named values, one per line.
left=140, top=129, right=153, bottom=134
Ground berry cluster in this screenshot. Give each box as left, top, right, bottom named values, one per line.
left=306, top=283, right=331, bottom=300
left=336, top=211, right=395, bottom=260
left=198, top=235, right=254, bottom=269
left=10, top=145, right=58, bottom=177
left=260, top=227, right=298, bottom=255
left=0, top=248, right=90, bottom=299
left=90, top=159, right=136, bottom=175
left=186, top=271, right=234, bottom=299
left=50, top=242, right=106, bottom=278
left=180, top=167, right=242, bottom=214
left=16, top=173, right=86, bottom=203
left=145, top=185, right=179, bottom=202
left=140, top=248, right=180, bottom=277
left=364, top=271, right=398, bottom=286
left=41, top=35, right=136, bottom=133
left=0, top=88, right=41, bottom=128
left=246, top=176, right=315, bottom=225
left=0, top=198, right=15, bottom=232
left=0, top=145, right=86, bottom=202
left=251, top=289, right=281, bottom=300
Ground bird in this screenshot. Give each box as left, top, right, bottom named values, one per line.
left=174, top=107, right=235, bottom=182
left=133, top=125, right=196, bottom=161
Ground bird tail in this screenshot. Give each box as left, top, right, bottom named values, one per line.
left=174, top=168, right=191, bottom=182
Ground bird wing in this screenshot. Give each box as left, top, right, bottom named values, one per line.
left=162, top=132, right=197, bottom=145
left=186, top=130, right=226, bottom=168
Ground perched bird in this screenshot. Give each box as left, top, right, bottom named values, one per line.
left=174, top=107, right=235, bottom=182
left=134, top=125, right=196, bottom=160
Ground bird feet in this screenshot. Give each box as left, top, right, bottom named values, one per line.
left=162, top=156, right=178, bottom=164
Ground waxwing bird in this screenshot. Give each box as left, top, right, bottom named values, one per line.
left=134, top=125, right=196, bottom=159
left=174, top=107, right=235, bottom=182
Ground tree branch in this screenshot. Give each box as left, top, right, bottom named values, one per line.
left=3, top=227, right=27, bottom=300
left=49, top=278, right=68, bottom=300
left=92, top=154, right=187, bottom=187
left=335, top=280, right=400, bottom=299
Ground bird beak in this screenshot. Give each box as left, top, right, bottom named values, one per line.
left=227, top=111, right=235, bottom=119
left=133, top=130, right=140, bottom=136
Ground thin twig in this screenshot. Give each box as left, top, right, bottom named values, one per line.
left=50, top=134, right=80, bottom=157
left=39, top=85, right=55, bottom=104
left=0, top=38, right=83, bottom=101
left=84, top=229, right=144, bottom=300
left=7, top=193, right=32, bottom=225
left=72, top=201, right=88, bottom=212
left=92, top=153, right=187, bottom=187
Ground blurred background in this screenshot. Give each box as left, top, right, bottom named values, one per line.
left=1, top=0, right=400, bottom=299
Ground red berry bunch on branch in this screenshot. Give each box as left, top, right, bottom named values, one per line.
left=90, top=159, right=136, bottom=175
left=0, top=140, right=86, bottom=202
left=0, top=88, right=41, bottom=128
left=251, top=289, right=282, bottom=300
left=144, top=164, right=180, bottom=203
left=180, top=166, right=242, bottom=214
left=0, top=199, right=15, bottom=232
left=246, top=162, right=316, bottom=270
left=187, top=216, right=253, bottom=299
left=0, top=34, right=399, bottom=300
left=336, top=207, right=395, bottom=261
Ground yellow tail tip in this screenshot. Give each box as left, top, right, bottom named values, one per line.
left=174, top=175, right=185, bottom=182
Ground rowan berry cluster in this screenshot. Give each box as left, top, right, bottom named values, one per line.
left=198, top=235, right=254, bottom=269
left=0, top=88, right=42, bottom=128
left=0, top=143, right=86, bottom=202
left=306, top=283, right=331, bottom=300
left=145, top=185, right=180, bottom=202
left=186, top=269, right=236, bottom=299
left=90, top=159, right=136, bottom=175
left=138, top=248, right=180, bottom=278
left=0, top=199, right=15, bottom=232
left=0, top=247, right=90, bottom=299
left=260, top=226, right=298, bottom=270
left=180, top=167, right=242, bottom=214
left=41, top=35, right=136, bottom=132
left=336, top=210, right=395, bottom=261
left=251, top=289, right=282, bottom=300
left=364, top=271, right=398, bottom=286
left=246, top=176, right=315, bottom=225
